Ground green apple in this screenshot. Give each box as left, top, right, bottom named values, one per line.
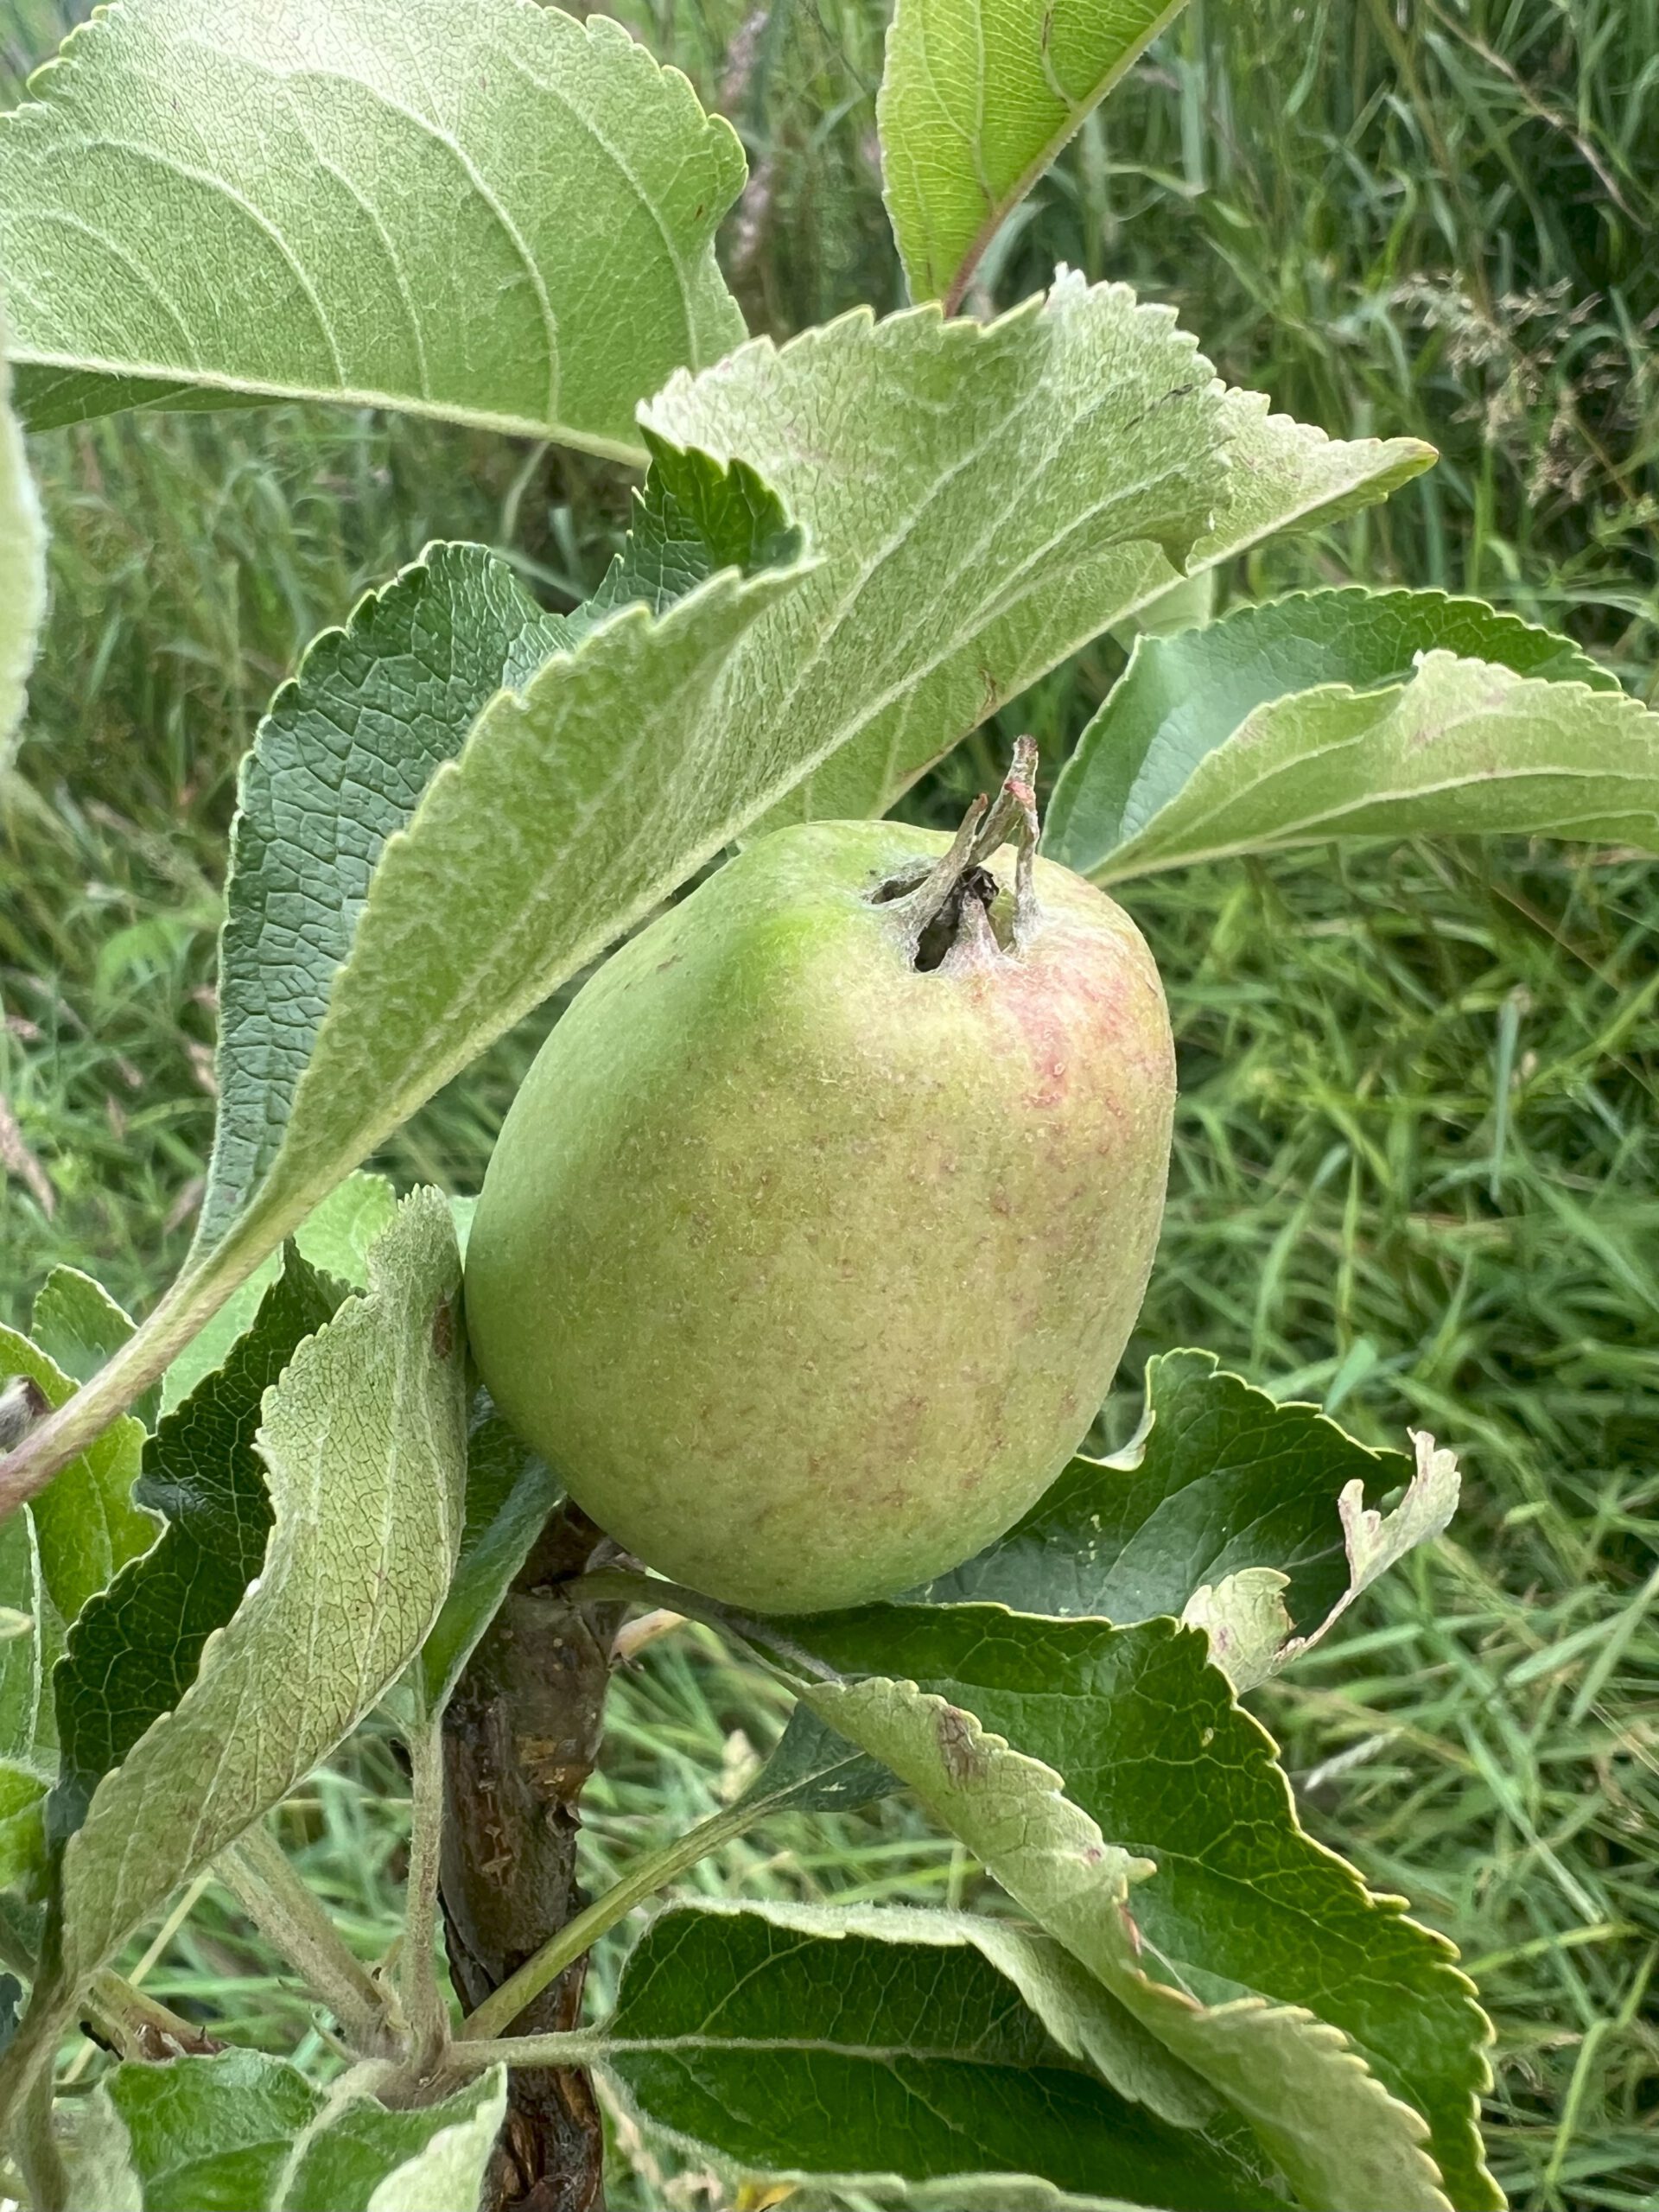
left=465, top=760, right=1174, bottom=1614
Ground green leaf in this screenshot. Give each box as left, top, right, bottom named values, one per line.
left=1046, top=587, right=1621, bottom=874
left=606, top=1898, right=1274, bottom=2207
left=415, top=1397, right=561, bottom=1717
left=734, top=1701, right=899, bottom=1819
left=198, top=554, right=570, bottom=1253
left=646, top=297, right=1437, bottom=826
left=802, top=1685, right=1451, bottom=2212
left=1046, top=645, right=1659, bottom=887
left=50, top=1249, right=340, bottom=1847
left=0, top=1762, right=48, bottom=1895
left=0, top=0, right=746, bottom=458
left=284, top=2069, right=506, bottom=2212
left=54, top=1189, right=466, bottom=1993
left=0, top=1329, right=153, bottom=1627
left=69, top=2048, right=505, bottom=2212
left=576, top=432, right=804, bottom=634
left=646, top=278, right=1220, bottom=831
left=0, top=297, right=44, bottom=771
left=29, top=1271, right=137, bottom=1393
left=215, top=557, right=800, bottom=1270
left=0, top=1433, right=60, bottom=1895
left=880, top=0, right=1189, bottom=310
left=201, top=435, right=801, bottom=1254
left=163, top=1173, right=396, bottom=1414
left=918, top=1349, right=1411, bottom=1630
left=798, top=1612, right=1497, bottom=2210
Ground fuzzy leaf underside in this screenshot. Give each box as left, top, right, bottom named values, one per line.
left=0, top=301, right=43, bottom=770
left=643, top=276, right=1227, bottom=830
left=199, top=552, right=572, bottom=1249
left=605, top=1898, right=1273, bottom=2207
left=794, top=1610, right=1495, bottom=2209
left=1063, top=649, right=1659, bottom=886
left=803, top=1672, right=1466, bottom=2212
left=0, top=0, right=746, bottom=456
left=880, top=0, right=1189, bottom=308
left=1046, top=586, right=1628, bottom=873
left=919, top=1349, right=1411, bottom=1629
left=232, top=563, right=801, bottom=1275
left=646, top=322, right=1437, bottom=826
left=49, top=1249, right=341, bottom=1847
left=200, top=438, right=803, bottom=1252
left=71, top=2048, right=505, bottom=2212
left=0, top=1329, right=152, bottom=1630
left=55, top=1190, right=466, bottom=1989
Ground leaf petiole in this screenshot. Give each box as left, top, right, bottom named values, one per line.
left=394, top=1713, right=450, bottom=2064
left=454, top=1796, right=766, bottom=2045
left=219, top=1825, right=396, bottom=2058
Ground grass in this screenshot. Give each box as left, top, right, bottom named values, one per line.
left=2, top=0, right=1656, bottom=2206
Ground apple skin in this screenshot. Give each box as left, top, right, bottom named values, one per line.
left=464, top=817, right=1174, bottom=1615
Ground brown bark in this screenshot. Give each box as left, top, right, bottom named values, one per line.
left=441, top=1504, right=622, bottom=2212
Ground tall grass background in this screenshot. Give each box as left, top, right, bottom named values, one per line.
left=1, top=0, right=1655, bottom=2204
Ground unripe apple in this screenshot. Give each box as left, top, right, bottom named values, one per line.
left=465, top=750, right=1174, bottom=1614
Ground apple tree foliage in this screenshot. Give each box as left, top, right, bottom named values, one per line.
left=1, top=0, right=1655, bottom=2204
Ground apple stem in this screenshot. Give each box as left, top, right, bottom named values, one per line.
left=880, top=737, right=1044, bottom=963
left=901, top=791, right=989, bottom=945
left=970, top=734, right=1041, bottom=949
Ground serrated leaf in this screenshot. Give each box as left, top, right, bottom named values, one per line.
left=880, top=0, right=1189, bottom=309
left=0, top=1328, right=152, bottom=1626
left=647, top=295, right=1437, bottom=825
left=198, top=555, right=571, bottom=1253
left=1193, top=394, right=1437, bottom=559
left=164, top=1172, right=396, bottom=1414
left=69, top=2048, right=505, bottom=2212
left=607, top=1898, right=1273, bottom=2206
left=734, top=1701, right=899, bottom=1819
left=0, top=298, right=44, bottom=771
left=0, top=0, right=746, bottom=458
left=223, top=563, right=804, bottom=1282
left=415, top=1396, right=561, bottom=1717
left=50, top=1248, right=340, bottom=1847
left=804, top=1669, right=1464, bottom=2212
left=1046, top=587, right=1621, bottom=874
left=796, top=1608, right=1497, bottom=2209
left=577, top=432, right=804, bottom=635
left=201, top=435, right=801, bottom=1254
left=919, top=1349, right=1410, bottom=1630
left=646, top=276, right=1220, bottom=830
left=54, top=1189, right=465, bottom=1995
left=1063, top=648, right=1659, bottom=886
